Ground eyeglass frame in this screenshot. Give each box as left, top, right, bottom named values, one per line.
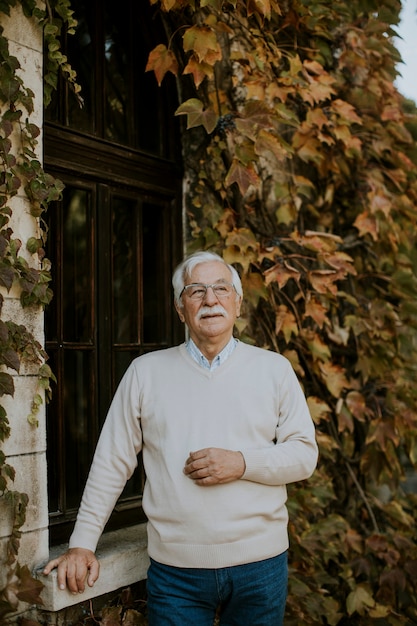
left=180, top=281, right=237, bottom=301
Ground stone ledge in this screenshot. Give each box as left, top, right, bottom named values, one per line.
left=36, top=524, right=149, bottom=612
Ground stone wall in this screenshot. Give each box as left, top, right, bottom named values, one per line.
left=0, top=1, right=50, bottom=613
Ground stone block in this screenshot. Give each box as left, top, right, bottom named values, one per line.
left=37, top=525, right=150, bottom=612
left=0, top=452, right=48, bottom=538
left=1, top=375, right=46, bottom=456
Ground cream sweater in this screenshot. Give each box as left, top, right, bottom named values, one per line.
left=69, top=341, right=318, bottom=568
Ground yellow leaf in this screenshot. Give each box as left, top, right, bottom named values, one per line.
left=320, top=361, right=350, bottom=397
left=145, top=44, right=178, bottom=86
left=225, top=227, right=258, bottom=253
left=241, top=272, right=268, bottom=307
left=283, top=349, right=305, bottom=377
left=183, top=25, right=222, bottom=64
left=345, top=391, right=368, bottom=422
left=307, top=396, right=332, bottom=424
left=346, top=585, right=375, bottom=616
left=175, top=98, right=218, bottom=134
left=302, top=329, right=331, bottom=362
left=254, top=129, right=290, bottom=162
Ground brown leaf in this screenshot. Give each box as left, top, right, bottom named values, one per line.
left=101, top=606, right=123, bottom=626
left=15, top=565, right=44, bottom=606
left=224, top=159, right=260, bottom=195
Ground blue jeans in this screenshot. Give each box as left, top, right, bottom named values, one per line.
left=146, top=552, right=288, bottom=626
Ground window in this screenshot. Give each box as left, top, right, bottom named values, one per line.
left=45, top=0, right=183, bottom=544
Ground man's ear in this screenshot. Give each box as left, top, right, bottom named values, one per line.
left=235, top=296, right=242, bottom=318
left=175, top=300, right=185, bottom=323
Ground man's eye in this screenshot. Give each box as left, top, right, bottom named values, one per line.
left=191, top=288, right=205, bottom=297
left=214, top=286, right=228, bottom=293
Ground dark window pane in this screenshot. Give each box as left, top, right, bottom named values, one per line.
left=63, top=188, right=93, bottom=343
left=112, top=196, right=138, bottom=344
left=143, top=202, right=166, bottom=343
left=67, top=0, right=95, bottom=132
left=103, top=3, right=130, bottom=144
left=63, top=350, right=95, bottom=510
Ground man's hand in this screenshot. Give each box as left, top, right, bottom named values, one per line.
left=42, top=547, right=99, bottom=594
left=184, top=448, right=245, bottom=485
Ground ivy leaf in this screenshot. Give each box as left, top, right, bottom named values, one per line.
left=182, top=25, right=222, bottom=65
left=15, top=564, right=44, bottom=606
left=234, top=101, right=274, bottom=140
left=264, top=260, right=301, bottom=289
left=183, top=56, right=213, bottom=88
left=145, top=44, right=178, bottom=86
left=275, top=305, right=298, bottom=342
left=0, top=263, right=15, bottom=290
left=346, top=584, right=376, bottom=616
left=353, top=211, right=378, bottom=241
left=0, top=348, right=20, bottom=373
left=175, top=98, right=218, bottom=134
left=254, top=129, right=290, bottom=162
left=224, top=158, right=260, bottom=195
left=0, top=371, right=14, bottom=397
left=319, top=361, right=350, bottom=397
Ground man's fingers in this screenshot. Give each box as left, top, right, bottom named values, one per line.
left=43, top=548, right=99, bottom=594
left=87, top=559, right=100, bottom=587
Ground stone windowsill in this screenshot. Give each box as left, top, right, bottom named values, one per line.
left=36, top=523, right=149, bottom=612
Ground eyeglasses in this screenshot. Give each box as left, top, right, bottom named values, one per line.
left=181, top=282, right=236, bottom=300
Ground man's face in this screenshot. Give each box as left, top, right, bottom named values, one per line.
left=175, top=261, right=242, bottom=348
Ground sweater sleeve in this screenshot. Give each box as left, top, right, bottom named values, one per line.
left=69, top=362, right=143, bottom=552
left=240, top=361, right=318, bottom=486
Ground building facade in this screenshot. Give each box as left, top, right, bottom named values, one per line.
left=1, top=2, right=183, bottom=620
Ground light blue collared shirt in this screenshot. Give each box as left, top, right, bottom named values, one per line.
left=186, top=336, right=238, bottom=371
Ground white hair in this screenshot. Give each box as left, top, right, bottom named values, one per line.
left=172, top=251, right=243, bottom=307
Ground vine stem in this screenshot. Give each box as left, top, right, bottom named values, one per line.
left=344, top=460, right=380, bottom=533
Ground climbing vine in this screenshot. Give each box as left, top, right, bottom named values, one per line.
left=147, top=1, right=417, bottom=623
left=0, top=0, right=79, bottom=619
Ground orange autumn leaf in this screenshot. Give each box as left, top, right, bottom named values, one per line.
left=305, top=297, right=330, bottom=329
left=308, top=269, right=342, bottom=295
left=264, top=260, right=301, bottom=289
left=145, top=44, right=178, bottom=86
left=183, top=56, right=214, bottom=88
left=275, top=305, right=298, bottom=342
left=353, top=211, right=378, bottom=241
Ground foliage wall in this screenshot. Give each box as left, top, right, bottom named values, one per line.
left=147, top=0, right=417, bottom=623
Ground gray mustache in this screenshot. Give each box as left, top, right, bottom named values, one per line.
left=197, top=305, right=228, bottom=320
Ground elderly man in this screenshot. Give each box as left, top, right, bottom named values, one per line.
left=44, top=250, right=318, bottom=626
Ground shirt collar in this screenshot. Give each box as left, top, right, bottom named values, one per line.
left=186, top=336, right=238, bottom=371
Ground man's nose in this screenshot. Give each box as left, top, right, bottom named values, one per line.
left=202, top=286, right=218, bottom=303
